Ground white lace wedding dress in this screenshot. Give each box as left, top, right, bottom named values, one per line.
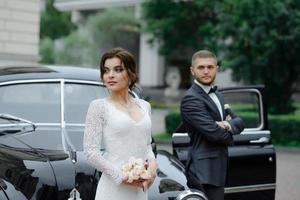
left=83, top=98, right=155, bottom=200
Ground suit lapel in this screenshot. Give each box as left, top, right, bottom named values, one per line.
left=191, top=83, right=222, bottom=120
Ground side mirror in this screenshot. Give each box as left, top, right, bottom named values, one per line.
left=172, top=133, right=190, bottom=166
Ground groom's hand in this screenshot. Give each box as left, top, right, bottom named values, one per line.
left=216, top=121, right=226, bottom=129
left=225, top=114, right=232, bottom=121
left=216, top=121, right=231, bottom=131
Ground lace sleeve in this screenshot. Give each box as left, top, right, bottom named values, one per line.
left=83, top=100, right=123, bottom=184
left=143, top=100, right=156, bottom=161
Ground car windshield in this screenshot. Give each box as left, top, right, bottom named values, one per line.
left=0, top=81, right=108, bottom=124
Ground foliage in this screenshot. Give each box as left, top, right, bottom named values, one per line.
left=40, top=0, right=76, bottom=39
left=39, top=37, right=55, bottom=64
left=54, top=30, right=98, bottom=67
left=142, top=0, right=219, bottom=58
left=269, top=114, right=300, bottom=144
left=165, top=112, right=182, bottom=135
left=86, top=7, right=140, bottom=57
left=39, top=0, right=76, bottom=63
left=217, top=0, right=300, bottom=114
left=41, top=7, right=140, bottom=67
left=143, top=0, right=300, bottom=114
left=142, top=0, right=220, bottom=86
left=149, top=100, right=179, bottom=110
left=153, top=132, right=171, bottom=141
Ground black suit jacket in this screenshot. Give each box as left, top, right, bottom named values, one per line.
left=181, top=82, right=245, bottom=187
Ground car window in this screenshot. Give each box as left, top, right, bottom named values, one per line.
left=64, top=83, right=108, bottom=124
left=0, top=83, right=60, bottom=123
left=222, top=89, right=262, bottom=130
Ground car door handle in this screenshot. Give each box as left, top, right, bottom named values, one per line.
left=250, top=137, right=270, bottom=144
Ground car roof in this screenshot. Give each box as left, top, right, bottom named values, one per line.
left=0, top=62, right=101, bottom=83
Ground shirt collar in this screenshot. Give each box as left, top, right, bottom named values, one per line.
left=194, top=80, right=214, bottom=94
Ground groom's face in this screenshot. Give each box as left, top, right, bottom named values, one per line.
left=190, top=57, right=218, bottom=86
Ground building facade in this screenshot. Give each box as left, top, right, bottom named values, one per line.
left=0, top=0, right=40, bottom=62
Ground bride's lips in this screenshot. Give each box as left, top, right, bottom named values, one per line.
left=107, top=81, right=117, bottom=85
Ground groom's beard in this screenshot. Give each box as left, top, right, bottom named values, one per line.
left=195, top=75, right=216, bottom=86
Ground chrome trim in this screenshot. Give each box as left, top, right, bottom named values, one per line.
left=250, top=136, right=270, bottom=144
left=0, top=79, right=61, bottom=85
left=33, top=123, right=61, bottom=126
left=0, top=79, right=104, bottom=126
left=221, top=88, right=264, bottom=131
left=225, top=183, right=276, bottom=194
left=176, top=189, right=208, bottom=200
left=172, top=130, right=271, bottom=139
left=61, top=79, right=65, bottom=128
left=0, top=123, right=61, bottom=127
left=172, top=88, right=267, bottom=137
left=65, top=123, right=85, bottom=127
left=0, top=114, right=36, bottom=129
left=0, top=123, right=85, bottom=129
left=63, top=79, right=104, bottom=86
left=68, top=188, right=82, bottom=200
left=172, top=132, right=189, bottom=139
left=0, top=78, right=103, bottom=86
left=241, top=130, right=270, bottom=135
left=0, top=123, right=35, bottom=128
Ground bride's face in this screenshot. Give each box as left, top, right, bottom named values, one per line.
left=103, top=57, right=130, bottom=93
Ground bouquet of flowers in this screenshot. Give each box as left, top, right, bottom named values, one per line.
left=121, top=156, right=152, bottom=183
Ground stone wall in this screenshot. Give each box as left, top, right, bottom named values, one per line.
left=0, top=0, right=40, bottom=62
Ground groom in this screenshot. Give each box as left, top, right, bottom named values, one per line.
left=180, top=50, right=245, bottom=200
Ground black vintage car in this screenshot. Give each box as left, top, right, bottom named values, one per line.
left=0, top=63, right=276, bottom=200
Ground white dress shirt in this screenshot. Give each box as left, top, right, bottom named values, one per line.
left=194, top=80, right=223, bottom=119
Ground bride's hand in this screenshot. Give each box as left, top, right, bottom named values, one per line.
left=141, top=172, right=156, bottom=191
left=122, top=174, right=144, bottom=188
left=122, top=178, right=144, bottom=188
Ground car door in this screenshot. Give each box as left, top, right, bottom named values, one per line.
left=220, top=86, right=276, bottom=200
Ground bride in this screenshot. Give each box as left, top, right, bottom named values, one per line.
left=84, top=47, right=157, bottom=200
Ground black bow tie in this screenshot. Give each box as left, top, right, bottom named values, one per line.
left=209, top=86, right=218, bottom=94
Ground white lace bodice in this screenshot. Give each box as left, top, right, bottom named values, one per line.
left=83, top=98, right=155, bottom=185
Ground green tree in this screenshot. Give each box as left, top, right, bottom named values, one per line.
left=54, top=30, right=98, bottom=67
left=39, top=0, right=76, bottom=63
left=143, top=0, right=300, bottom=114
left=40, top=0, right=75, bottom=39
left=217, top=0, right=300, bottom=113
left=53, top=7, right=140, bottom=67
left=142, top=0, right=220, bottom=87
left=86, top=7, right=140, bottom=58
left=39, top=37, right=55, bottom=64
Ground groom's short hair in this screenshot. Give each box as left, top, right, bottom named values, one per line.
left=191, top=50, right=218, bottom=66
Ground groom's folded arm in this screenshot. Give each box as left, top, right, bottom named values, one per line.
left=228, top=117, right=245, bottom=135
left=225, top=108, right=245, bottom=134
left=181, top=95, right=233, bottom=145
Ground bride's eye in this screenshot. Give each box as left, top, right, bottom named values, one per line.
left=103, top=68, right=109, bottom=73
left=115, top=66, right=124, bottom=73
